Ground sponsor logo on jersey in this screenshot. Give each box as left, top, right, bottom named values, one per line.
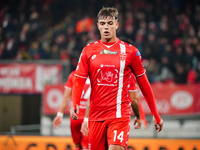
left=100, top=64, right=115, bottom=67
left=97, top=68, right=118, bottom=86
left=100, top=49, right=117, bottom=55
left=91, top=54, right=96, bottom=59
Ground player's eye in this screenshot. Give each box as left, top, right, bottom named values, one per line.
left=100, top=22, right=105, bottom=25
left=108, top=22, right=113, bottom=25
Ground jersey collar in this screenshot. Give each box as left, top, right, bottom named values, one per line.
left=100, top=38, right=119, bottom=48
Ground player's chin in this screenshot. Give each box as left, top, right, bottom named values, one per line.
left=104, top=35, right=112, bottom=40
left=102, top=34, right=108, bottom=38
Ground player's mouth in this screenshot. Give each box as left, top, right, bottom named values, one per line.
left=104, top=31, right=109, bottom=36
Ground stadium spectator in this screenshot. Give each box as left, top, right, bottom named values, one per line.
left=28, top=41, right=43, bottom=59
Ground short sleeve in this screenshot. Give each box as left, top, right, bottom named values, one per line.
left=129, top=73, right=137, bottom=91
left=130, top=48, right=146, bottom=77
left=64, top=71, right=74, bottom=89
left=75, top=47, right=89, bottom=78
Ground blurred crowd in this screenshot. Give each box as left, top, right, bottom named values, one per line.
left=0, top=0, right=200, bottom=84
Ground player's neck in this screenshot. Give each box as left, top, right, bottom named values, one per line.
left=101, top=37, right=118, bottom=45
left=100, top=38, right=119, bottom=46
left=101, top=36, right=118, bottom=43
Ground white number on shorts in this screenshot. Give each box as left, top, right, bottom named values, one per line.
left=113, top=130, right=124, bottom=143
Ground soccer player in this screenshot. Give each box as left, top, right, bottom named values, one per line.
left=53, top=71, right=90, bottom=150
left=70, top=7, right=163, bottom=150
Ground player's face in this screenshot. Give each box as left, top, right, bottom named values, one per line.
left=97, top=16, right=119, bottom=42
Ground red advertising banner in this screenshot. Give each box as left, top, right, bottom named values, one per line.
left=137, top=83, right=200, bottom=115
left=0, top=136, right=200, bottom=150
left=43, top=84, right=72, bottom=115
left=43, top=83, right=200, bottom=116
left=0, top=64, right=62, bottom=94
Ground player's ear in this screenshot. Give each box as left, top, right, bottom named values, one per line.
left=116, top=22, right=119, bottom=30
left=97, top=23, right=100, bottom=30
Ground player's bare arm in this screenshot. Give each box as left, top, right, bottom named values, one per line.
left=129, top=91, right=141, bottom=129
left=53, top=88, right=72, bottom=128
left=81, top=98, right=90, bottom=136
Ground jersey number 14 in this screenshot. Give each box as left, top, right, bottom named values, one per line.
left=113, top=130, right=124, bottom=143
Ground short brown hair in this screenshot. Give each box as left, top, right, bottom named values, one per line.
left=97, top=7, right=118, bottom=21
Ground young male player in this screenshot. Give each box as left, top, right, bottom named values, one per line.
left=70, top=7, right=163, bottom=150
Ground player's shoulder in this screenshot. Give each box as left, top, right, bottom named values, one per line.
left=119, top=40, right=138, bottom=52
left=71, top=70, right=76, bottom=75
left=84, top=40, right=100, bottom=49
left=82, top=41, right=100, bottom=56
left=68, top=70, right=76, bottom=78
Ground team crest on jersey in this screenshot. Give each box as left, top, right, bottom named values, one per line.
left=100, top=49, right=117, bottom=55
left=120, top=53, right=127, bottom=61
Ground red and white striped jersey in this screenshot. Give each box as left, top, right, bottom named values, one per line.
left=75, top=38, right=145, bottom=121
